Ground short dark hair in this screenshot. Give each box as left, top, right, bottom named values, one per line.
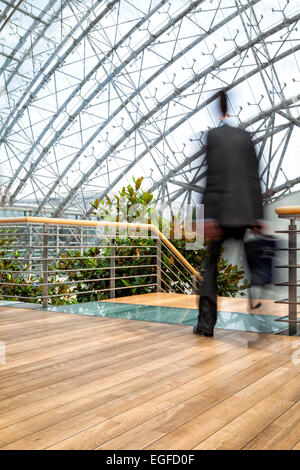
left=219, top=90, right=228, bottom=115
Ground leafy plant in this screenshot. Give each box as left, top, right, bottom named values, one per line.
left=0, top=228, right=75, bottom=305
left=90, top=177, right=249, bottom=298
left=91, top=176, right=154, bottom=224
left=0, top=177, right=249, bottom=304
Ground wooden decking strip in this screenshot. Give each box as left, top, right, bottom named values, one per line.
left=0, top=305, right=299, bottom=450
left=104, top=293, right=288, bottom=317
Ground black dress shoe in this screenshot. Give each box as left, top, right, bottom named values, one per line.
left=193, top=325, right=213, bottom=337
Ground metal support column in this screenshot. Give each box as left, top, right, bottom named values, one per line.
left=80, top=226, right=83, bottom=255
left=56, top=225, right=59, bottom=257
left=156, top=236, right=162, bottom=292
left=288, top=218, right=297, bottom=335
left=28, top=223, right=33, bottom=272
left=110, top=238, right=115, bottom=299
left=42, top=224, right=49, bottom=308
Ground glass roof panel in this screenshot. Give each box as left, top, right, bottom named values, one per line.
left=0, top=0, right=299, bottom=216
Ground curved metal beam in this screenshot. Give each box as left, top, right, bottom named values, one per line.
left=8, top=0, right=170, bottom=202
left=4, top=3, right=298, bottom=217
left=0, top=0, right=72, bottom=87
left=150, top=94, right=300, bottom=193
left=4, top=0, right=120, bottom=197
left=95, top=107, right=298, bottom=209
left=61, top=42, right=290, bottom=213
left=10, top=0, right=205, bottom=204
left=84, top=91, right=299, bottom=215
left=0, top=0, right=48, bottom=24
left=0, top=0, right=110, bottom=139
left=177, top=130, right=300, bottom=206
left=167, top=120, right=294, bottom=204
left=0, top=0, right=26, bottom=34
left=52, top=13, right=300, bottom=217
left=31, top=0, right=263, bottom=215
left=266, top=176, right=300, bottom=201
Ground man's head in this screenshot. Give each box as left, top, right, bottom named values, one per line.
left=219, top=90, right=229, bottom=119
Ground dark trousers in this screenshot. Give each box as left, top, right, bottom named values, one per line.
left=197, top=226, right=248, bottom=334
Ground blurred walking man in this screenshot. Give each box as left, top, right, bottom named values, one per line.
left=193, top=91, right=263, bottom=337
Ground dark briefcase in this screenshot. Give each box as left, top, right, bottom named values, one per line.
left=244, top=234, right=277, bottom=287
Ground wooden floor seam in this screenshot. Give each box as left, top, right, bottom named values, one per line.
left=0, top=299, right=299, bottom=450
left=1, top=340, right=289, bottom=443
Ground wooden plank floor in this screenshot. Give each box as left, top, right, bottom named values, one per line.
left=0, top=305, right=299, bottom=450
left=104, top=293, right=288, bottom=317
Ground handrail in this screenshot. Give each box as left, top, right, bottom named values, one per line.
left=0, top=216, right=202, bottom=281
left=275, top=206, right=300, bottom=218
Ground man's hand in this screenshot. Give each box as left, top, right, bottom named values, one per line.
left=252, top=220, right=264, bottom=235
left=204, top=220, right=223, bottom=241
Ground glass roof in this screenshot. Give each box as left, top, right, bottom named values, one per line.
left=0, top=0, right=299, bottom=216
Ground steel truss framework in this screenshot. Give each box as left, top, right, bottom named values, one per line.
left=0, top=0, right=299, bottom=216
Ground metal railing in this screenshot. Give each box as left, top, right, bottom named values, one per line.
left=275, top=206, right=300, bottom=335
left=0, top=217, right=202, bottom=308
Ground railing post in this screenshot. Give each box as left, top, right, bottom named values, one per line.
left=56, top=225, right=59, bottom=257
left=288, top=218, right=297, bottom=335
left=28, top=224, right=33, bottom=272
left=43, top=224, right=49, bottom=309
left=80, top=226, right=84, bottom=255
left=110, top=238, right=115, bottom=299
left=192, top=275, right=197, bottom=294
left=156, top=236, right=162, bottom=292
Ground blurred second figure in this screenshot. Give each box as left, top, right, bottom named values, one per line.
left=193, top=90, right=263, bottom=338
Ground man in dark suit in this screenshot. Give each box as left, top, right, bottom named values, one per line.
left=193, top=90, right=263, bottom=337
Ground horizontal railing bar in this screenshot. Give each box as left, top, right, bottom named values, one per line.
left=276, top=248, right=300, bottom=251
left=0, top=236, right=155, bottom=241
left=275, top=283, right=300, bottom=286
left=44, top=283, right=157, bottom=298
left=0, top=270, right=39, bottom=274
left=0, top=217, right=155, bottom=227
left=0, top=255, right=157, bottom=261
left=52, top=255, right=158, bottom=259
left=275, top=230, right=300, bottom=233
left=0, top=232, right=155, bottom=238
left=0, top=233, right=156, bottom=239
left=275, top=265, right=300, bottom=268
left=0, top=273, right=157, bottom=287
left=0, top=245, right=157, bottom=249
left=274, top=315, right=300, bottom=324
left=0, top=283, right=157, bottom=301
left=0, top=217, right=202, bottom=281
left=0, top=223, right=155, bottom=236
left=0, top=263, right=157, bottom=272
left=275, top=207, right=300, bottom=217
left=0, top=265, right=155, bottom=274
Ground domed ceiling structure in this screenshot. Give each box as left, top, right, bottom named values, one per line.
left=0, top=0, right=299, bottom=216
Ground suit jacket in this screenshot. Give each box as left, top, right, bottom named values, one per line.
left=202, top=123, right=263, bottom=227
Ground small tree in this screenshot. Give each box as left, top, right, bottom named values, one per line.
left=91, top=177, right=249, bottom=298
left=91, top=176, right=154, bottom=223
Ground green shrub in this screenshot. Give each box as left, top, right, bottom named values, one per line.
left=0, top=177, right=249, bottom=304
